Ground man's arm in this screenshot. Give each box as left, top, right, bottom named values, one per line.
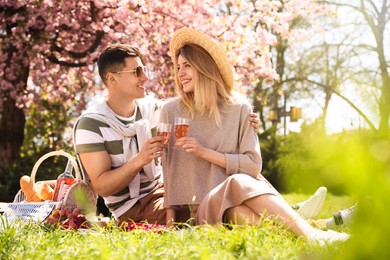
left=80, top=136, right=165, bottom=197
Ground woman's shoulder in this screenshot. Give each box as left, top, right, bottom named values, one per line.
left=161, top=96, right=181, bottom=110
left=225, top=99, right=252, bottom=113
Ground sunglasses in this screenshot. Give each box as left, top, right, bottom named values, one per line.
left=115, top=66, right=149, bottom=77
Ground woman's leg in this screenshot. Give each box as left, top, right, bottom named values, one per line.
left=244, top=194, right=316, bottom=236
left=225, top=200, right=329, bottom=235
left=226, top=193, right=351, bottom=245
left=225, top=198, right=350, bottom=245
left=225, top=205, right=261, bottom=225
left=226, top=194, right=315, bottom=237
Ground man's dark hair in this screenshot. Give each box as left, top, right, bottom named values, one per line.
left=97, top=44, right=141, bottom=85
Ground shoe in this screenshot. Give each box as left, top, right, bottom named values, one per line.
left=307, top=229, right=350, bottom=246
left=292, top=187, right=327, bottom=219
left=333, top=204, right=357, bottom=226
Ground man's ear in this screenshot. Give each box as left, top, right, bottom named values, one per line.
left=107, top=73, right=116, bottom=83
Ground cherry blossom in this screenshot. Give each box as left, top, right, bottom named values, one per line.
left=0, top=0, right=324, bottom=162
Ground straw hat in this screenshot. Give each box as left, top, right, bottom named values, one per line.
left=170, top=27, right=233, bottom=91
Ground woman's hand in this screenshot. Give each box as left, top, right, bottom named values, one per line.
left=175, top=136, right=206, bottom=158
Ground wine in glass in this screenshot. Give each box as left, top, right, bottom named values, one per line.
left=156, top=122, right=172, bottom=145
left=174, top=117, right=190, bottom=139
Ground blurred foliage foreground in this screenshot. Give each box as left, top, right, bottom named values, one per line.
left=1, top=121, right=390, bottom=258
left=260, top=123, right=390, bottom=259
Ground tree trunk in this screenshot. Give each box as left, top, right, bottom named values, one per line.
left=378, top=74, right=390, bottom=139
left=377, top=34, right=390, bottom=138
left=0, top=98, right=25, bottom=167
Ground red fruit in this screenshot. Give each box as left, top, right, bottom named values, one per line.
left=73, top=208, right=81, bottom=216
left=59, top=209, right=66, bottom=217
left=69, top=219, right=77, bottom=229
left=62, top=219, right=69, bottom=228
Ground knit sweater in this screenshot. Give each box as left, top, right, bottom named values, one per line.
left=160, top=97, right=262, bottom=208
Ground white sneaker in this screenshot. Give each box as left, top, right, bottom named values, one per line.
left=292, top=187, right=327, bottom=219
left=307, top=229, right=350, bottom=246
left=333, top=204, right=357, bottom=226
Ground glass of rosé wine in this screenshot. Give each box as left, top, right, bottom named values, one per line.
left=174, top=117, right=190, bottom=140
left=156, top=122, right=172, bottom=146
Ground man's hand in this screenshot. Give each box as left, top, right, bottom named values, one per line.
left=136, top=135, right=165, bottom=165
left=250, top=112, right=260, bottom=132
left=79, top=135, right=165, bottom=197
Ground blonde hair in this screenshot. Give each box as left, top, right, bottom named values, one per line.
left=175, top=44, right=233, bottom=127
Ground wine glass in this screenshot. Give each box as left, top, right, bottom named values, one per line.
left=174, top=117, right=190, bottom=140
left=156, top=122, right=172, bottom=146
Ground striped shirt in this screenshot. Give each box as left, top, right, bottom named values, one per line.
left=74, top=97, right=162, bottom=219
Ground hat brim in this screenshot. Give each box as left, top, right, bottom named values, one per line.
left=170, top=27, right=233, bottom=91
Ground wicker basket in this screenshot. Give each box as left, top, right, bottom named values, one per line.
left=4, top=151, right=97, bottom=223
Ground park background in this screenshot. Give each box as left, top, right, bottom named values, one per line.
left=0, top=0, right=389, bottom=258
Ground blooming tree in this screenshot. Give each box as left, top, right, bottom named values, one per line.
left=0, top=0, right=322, bottom=166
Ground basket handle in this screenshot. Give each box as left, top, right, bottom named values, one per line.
left=30, top=151, right=82, bottom=183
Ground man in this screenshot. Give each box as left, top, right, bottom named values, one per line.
left=74, top=44, right=167, bottom=224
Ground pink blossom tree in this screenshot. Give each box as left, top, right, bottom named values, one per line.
left=0, top=0, right=322, bottom=167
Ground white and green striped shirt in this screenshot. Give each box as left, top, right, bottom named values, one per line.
left=74, top=96, right=163, bottom=219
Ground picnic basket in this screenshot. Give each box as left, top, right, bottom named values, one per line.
left=4, top=151, right=97, bottom=223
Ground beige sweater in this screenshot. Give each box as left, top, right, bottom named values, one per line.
left=160, top=97, right=262, bottom=208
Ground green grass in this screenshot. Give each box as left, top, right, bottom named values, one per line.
left=0, top=193, right=354, bottom=260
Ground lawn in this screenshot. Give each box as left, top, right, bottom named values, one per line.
left=0, top=193, right=355, bottom=260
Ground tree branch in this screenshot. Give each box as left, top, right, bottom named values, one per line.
left=44, top=54, right=87, bottom=67
left=286, top=76, right=377, bottom=131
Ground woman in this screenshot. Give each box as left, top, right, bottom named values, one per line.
left=160, top=27, right=349, bottom=244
